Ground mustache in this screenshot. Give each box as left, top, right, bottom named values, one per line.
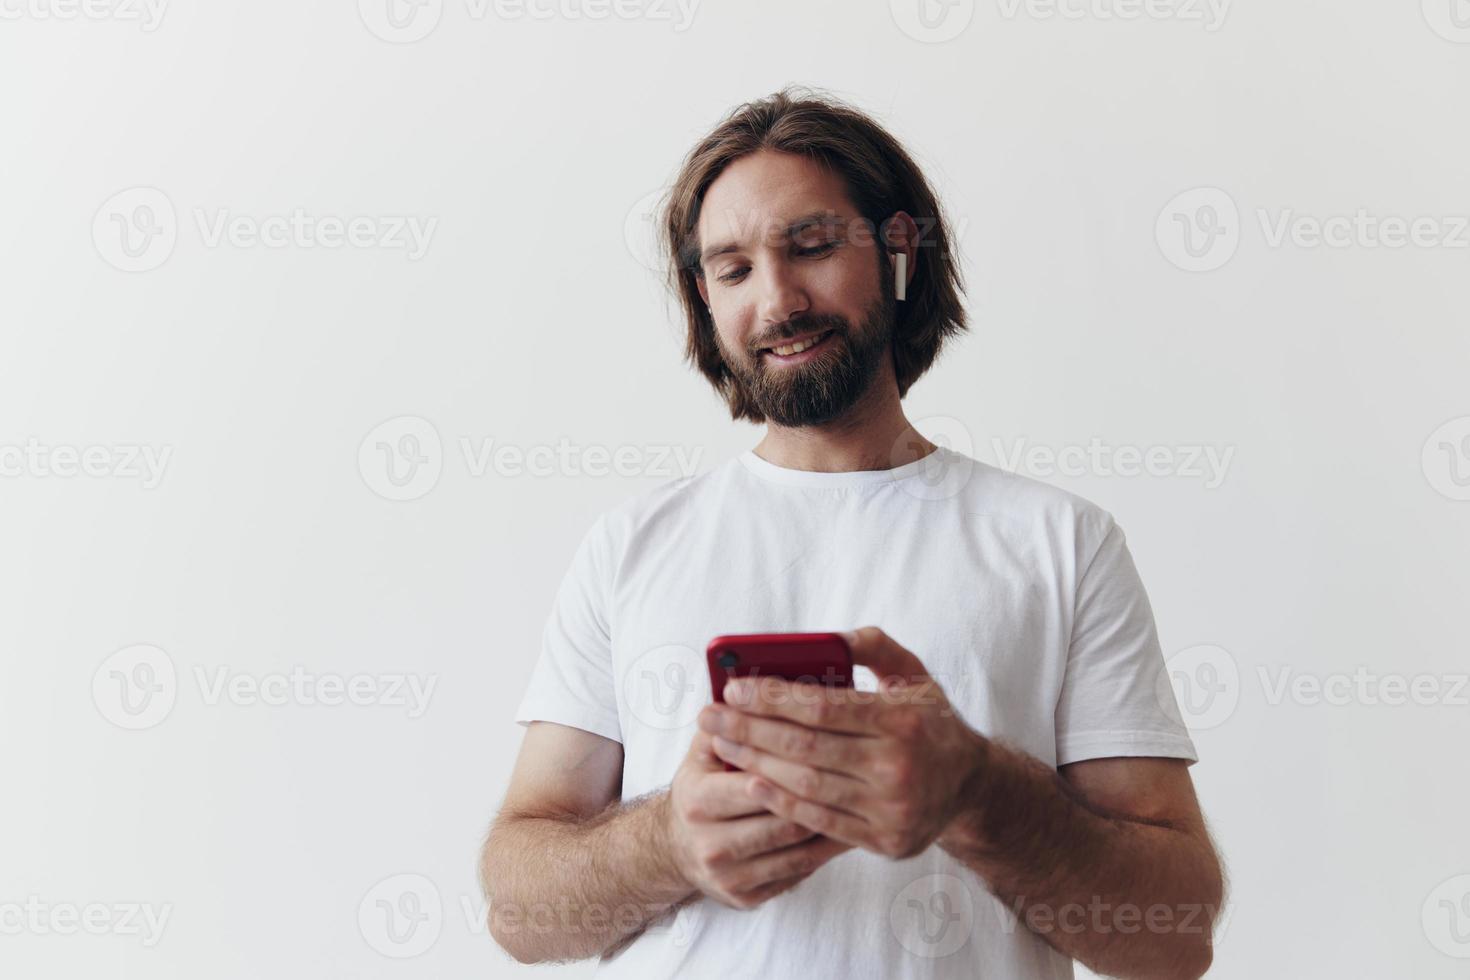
left=749, top=315, right=847, bottom=353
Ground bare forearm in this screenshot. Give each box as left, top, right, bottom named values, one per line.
left=481, top=789, right=695, bottom=964
left=938, top=741, right=1223, bottom=980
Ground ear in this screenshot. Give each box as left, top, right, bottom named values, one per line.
left=696, top=274, right=710, bottom=310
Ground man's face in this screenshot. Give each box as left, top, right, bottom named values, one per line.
left=696, top=150, right=896, bottom=427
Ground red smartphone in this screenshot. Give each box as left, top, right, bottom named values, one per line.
left=706, top=632, right=854, bottom=772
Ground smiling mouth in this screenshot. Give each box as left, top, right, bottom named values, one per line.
left=759, top=329, right=837, bottom=359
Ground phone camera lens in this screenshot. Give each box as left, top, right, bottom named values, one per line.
left=718, top=652, right=738, bottom=668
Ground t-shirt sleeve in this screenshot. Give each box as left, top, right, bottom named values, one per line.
left=1054, top=517, right=1198, bottom=767
left=512, top=513, right=623, bottom=744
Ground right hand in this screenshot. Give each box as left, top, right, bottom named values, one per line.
left=664, top=726, right=853, bottom=910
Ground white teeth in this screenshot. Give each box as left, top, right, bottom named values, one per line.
left=770, top=332, right=827, bottom=357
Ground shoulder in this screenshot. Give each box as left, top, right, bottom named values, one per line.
left=943, top=451, right=1122, bottom=562
left=581, top=455, right=738, bottom=555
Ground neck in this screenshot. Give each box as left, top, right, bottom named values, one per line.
left=751, top=370, right=938, bottom=473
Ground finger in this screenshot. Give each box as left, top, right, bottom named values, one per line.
left=746, top=776, right=881, bottom=853
left=714, top=812, right=819, bottom=862
left=686, top=737, right=783, bottom=820
left=841, top=626, right=931, bottom=691
left=728, top=848, right=847, bottom=906
left=729, top=871, right=806, bottom=906
left=723, top=676, right=882, bottom=735
left=691, top=727, right=768, bottom=788
left=712, top=735, right=871, bottom=815
left=701, top=705, right=873, bottom=780
left=726, top=833, right=852, bottom=895
left=688, top=728, right=725, bottom=772
left=688, top=774, right=775, bottom=820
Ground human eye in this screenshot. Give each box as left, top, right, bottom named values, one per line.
left=715, top=238, right=835, bottom=284
left=796, top=240, right=839, bottom=257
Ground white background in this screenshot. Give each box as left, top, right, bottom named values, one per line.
left=3, top=0, right=1469, bottom=977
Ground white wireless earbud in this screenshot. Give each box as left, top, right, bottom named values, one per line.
left=892, top=252, right=907, bottom=302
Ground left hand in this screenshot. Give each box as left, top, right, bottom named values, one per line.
left=698, top=626, right=989, bottom=861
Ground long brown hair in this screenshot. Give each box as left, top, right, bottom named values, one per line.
left=658, top=85, right=969, bottom=423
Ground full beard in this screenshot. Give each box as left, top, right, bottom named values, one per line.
left=718, top=281, right=896, bottom=428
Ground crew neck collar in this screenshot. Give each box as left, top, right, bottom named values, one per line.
left=737, top=444, right=951, bottom=488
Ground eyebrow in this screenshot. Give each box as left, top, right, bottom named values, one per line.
left=698, top=210, right=845, bottom=267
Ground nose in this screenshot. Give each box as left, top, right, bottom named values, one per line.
left=755, top=258, right=810, bottom=330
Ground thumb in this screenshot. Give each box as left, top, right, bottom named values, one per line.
left=840, top=626, right=930, bottom=690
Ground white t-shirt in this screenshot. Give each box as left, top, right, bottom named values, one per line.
left=513, top=445, right=1197, bottom=980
